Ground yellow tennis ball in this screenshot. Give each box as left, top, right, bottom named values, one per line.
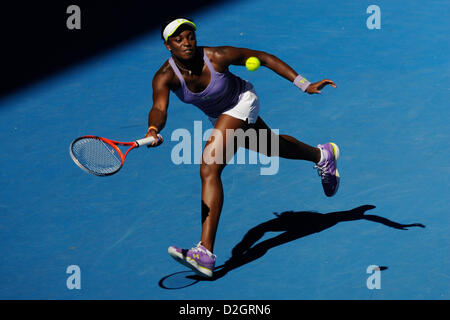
left=245, top=57, right=260, bottom=71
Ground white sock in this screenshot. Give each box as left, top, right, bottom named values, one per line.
left=318, top=147, right=327, bottom=165
left=198, top=242, right=214, bottom=256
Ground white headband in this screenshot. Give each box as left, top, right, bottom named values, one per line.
left=163, top=18, right=197, bottom=41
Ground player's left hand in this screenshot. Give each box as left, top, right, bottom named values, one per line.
left=306, top=79, right=337, bottom=94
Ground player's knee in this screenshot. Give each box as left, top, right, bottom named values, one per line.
left=200, top=162, right=223, bottom=181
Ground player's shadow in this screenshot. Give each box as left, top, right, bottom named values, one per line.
left=158, top=205, right=425, bottom=288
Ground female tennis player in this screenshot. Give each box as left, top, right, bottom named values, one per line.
left=145, top=18, right=339, bottom=278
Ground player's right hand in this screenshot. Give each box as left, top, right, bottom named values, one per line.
left=145, top=129, right=163, bottom=148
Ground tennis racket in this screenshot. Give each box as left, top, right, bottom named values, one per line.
left=69, top=135, right=158, bottom=176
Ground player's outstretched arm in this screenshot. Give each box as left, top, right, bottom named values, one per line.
left=145, top=69, right=170, bottom=147
left=214, top=46, right=298, bottom=81
left=213, top=46, right=337, bottom=94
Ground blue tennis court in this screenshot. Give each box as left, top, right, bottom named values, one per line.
left=0, top=0, right=448, bottom=300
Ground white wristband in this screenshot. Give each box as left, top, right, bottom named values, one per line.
left=293, top=75, right=311, bottom=92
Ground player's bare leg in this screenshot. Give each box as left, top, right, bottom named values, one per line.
left=243, top=117, right=340, bottom=197
left=200, top=114, right=247, bottom=252
left=168, top=114, right=245, bottom=278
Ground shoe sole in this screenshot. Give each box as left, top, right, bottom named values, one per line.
left=329, top=142, right=340, bottom=196
left=168, top=247, right=213, bottom=278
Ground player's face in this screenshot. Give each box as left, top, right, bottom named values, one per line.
left=165, top=29, right=197, bottom=60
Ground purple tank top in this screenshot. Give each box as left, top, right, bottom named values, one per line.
left=168, top=49, right=246, bottom=118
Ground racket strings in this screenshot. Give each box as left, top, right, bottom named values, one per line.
left=71, top=138, right=122, bottom=175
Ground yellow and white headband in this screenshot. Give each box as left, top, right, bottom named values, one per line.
left=163, top=18, right=197, bottom=41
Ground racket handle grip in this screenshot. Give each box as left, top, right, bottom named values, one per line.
left=135, top=136, right=156, bottom=147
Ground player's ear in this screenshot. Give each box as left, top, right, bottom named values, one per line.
left=164, top=40, right=172, bottom=52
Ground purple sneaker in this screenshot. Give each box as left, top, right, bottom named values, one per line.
left=168, top=242, right=216, bottom=278
left=315, top=143, right=340, bottom=197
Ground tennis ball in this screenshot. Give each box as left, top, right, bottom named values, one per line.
left=245, top=57, right=260, bottom=71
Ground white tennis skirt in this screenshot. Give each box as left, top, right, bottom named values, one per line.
left=208, top=81, right=260, bottom=126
